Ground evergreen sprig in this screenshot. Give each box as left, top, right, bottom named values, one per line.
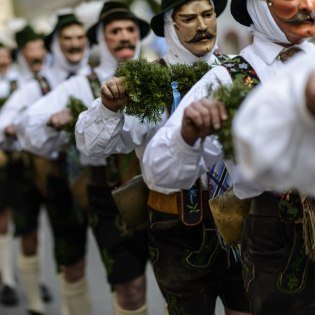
left=116, top=58, right=211, bottom=123
left=64, top=96, right=87, bottom=142
left=0, top=97, right=8, bottom=108
left=211, top=78, right=253, bottom=159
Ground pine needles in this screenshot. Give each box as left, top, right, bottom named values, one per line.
left=64, top=96, right=87, bottom=142
left=116, top=58, right=211, bottom=123
left=211, top=77, right=253, bottom=159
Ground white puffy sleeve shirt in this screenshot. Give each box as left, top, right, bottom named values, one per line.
left=0, top=80, right=43, bottom=144
left=141, top=66, right=231, bottom=194
left=141, top=38, right=312, bottom=196
left=233, top=52, right=315, bottom=196
left=16, top=75, right=99, bottom=161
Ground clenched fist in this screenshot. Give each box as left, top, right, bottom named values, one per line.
left=101, top=77, right=129, bottom=112
left=48, top=109, right=73, bottom=130
left=181, top=98, right=227, bottom=146
left=4, top=125, right=17, bottom=138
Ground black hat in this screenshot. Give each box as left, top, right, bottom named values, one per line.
left=151, top=0, right=228, bottom=37
left=87, top=1, right=150, bottom=45
left=15, top=25, right=43, bottom=49
left=231, top=0, right=252, bottom=26
left=45, top=13, right=83, bottom=51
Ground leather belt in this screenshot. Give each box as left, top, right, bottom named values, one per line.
left=147, top=189, right=211, bottom=216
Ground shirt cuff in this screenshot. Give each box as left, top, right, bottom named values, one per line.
left=169, top=128, right=203, bottom=163
left=98, top=100, right=122, bottom=120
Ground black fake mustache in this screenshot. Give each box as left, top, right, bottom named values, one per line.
left=67, top=47, right=84, bottom=54
left=281, top=11, right=315, bottom=24
left=30, top=58, right=43, bottom=65
left=186, top=31, right=216, bottom=44
left=114, top=42, right=136, bottom=52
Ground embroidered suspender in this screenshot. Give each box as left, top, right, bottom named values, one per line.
left=86, top=71, right=101, bottom=99
left=35, top=76, right=52, bottom=96
left=221, top=55, right=260, bottom=87
left=0, top=79, right=18, bottom=107
left=9, top=80, right=18, bottom=95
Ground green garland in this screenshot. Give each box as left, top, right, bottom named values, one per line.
left=64, top=96, right=87, bottom=142
left=116, top=58, right=211, bottom=123
left=211, top=77, right=253, bottom=159
left=0, top=97, right=8, bottom=108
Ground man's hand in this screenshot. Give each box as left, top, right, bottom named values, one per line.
left=101, top=77, right=129, bottom=112
left=306, top=70, right=315, bottom=118
left=4, top=125, right=17, bottom=138
left=181, top=98, right=227, bottom=146
left=48, top=109, right=73, bottom=130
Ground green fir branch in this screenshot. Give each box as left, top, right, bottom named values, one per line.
left=211, top=77, right=253, bottom=159
left=116, top=58, right=211, bottom=123
left=0, top=97, right=8, bottom=108
left=64, top=96, right=87, bottom=142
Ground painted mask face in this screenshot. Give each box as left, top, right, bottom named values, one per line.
left=22, top=39, right=46, bottom=74
left=0, top=47, right=12, bottom=72
left=59, top=24, right=87, bottom=64
left=268, top=0, right=315, bottom=43
left=104, top=20, right=139, bottom=61
left=173, top=0, right=217, bottom=56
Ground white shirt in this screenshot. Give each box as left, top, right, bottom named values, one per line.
left=17, top=65, right=111, bottom=165
left=0, top=65, right=89, bottom=143
left=233, top=51, right=315, bottom=196
left=75, top=53, right=220, bottom=173
left=141, top=37, right=315, bottom=197
left=0, top=67, right=19, bottom=99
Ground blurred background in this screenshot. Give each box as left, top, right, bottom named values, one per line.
left=0, top=0, right=252, bottom=58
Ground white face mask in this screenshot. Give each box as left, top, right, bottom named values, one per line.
left=247, top=0, right=291, bottom=44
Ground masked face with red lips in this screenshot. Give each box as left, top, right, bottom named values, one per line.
left=104, top=20, right=139, bottom=61
left=59, top=24, right=88, bottom=64
left=173, top=0, right=217, bottom=57
left=22, top=39, right=47, bottom=74
left=268, top=0, right=315, bottom=43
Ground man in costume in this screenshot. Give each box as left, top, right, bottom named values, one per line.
left=0, top=27, right=48, bottom=308
left=233, top=51, right=315, bottom=196
left=75, top=1, right=252, bottom=315
left=14, top=25, right=47, bottom=84
left=0, top=12, right=90, bottom=315
left=142, top=0, right=315, bottom=314
left=0, top=41, right=19, bottom=306
left=16, top=2, right=152, bottom=315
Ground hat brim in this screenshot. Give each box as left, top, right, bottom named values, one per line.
left=87, top=15, right=150, bottom=46
left=231, top=0, right=252, bottom=26
left=151, top=0, right=228, bottom=37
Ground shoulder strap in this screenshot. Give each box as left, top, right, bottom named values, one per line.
left=214, top=51, right=229, bottom=64
left=9, top=80, right=18, bottom=95
left=35, top=76, right=52, bottom=96
left=221, top=55, right=261, bottom=86
left=87, top=70, right=101, bottom=99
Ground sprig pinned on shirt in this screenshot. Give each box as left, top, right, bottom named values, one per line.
left=210, top=77, right=253, bottom=159
left=116, top=58, right=211, bottom=124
